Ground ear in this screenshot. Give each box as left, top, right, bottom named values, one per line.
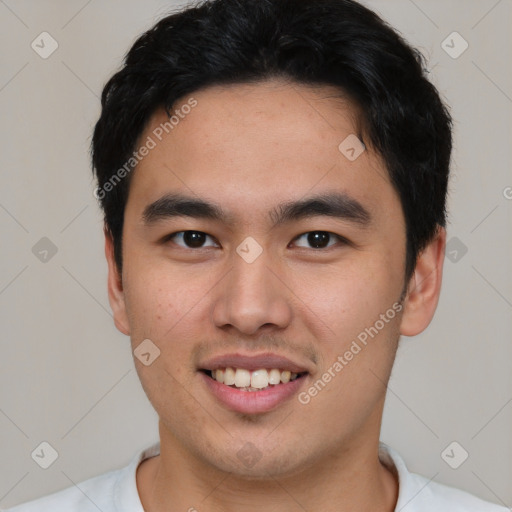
left=104, top=227, right=130, bottom=336
left=400, top=227, right=446, bottom=336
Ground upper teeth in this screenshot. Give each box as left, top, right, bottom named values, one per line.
left=212, top=368, right=299, bottom=389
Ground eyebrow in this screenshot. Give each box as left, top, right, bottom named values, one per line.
left=142, top=192, right=371, bottom=228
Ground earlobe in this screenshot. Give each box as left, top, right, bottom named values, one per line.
left=104, top=227, right=131, bottom=336
left=399, top=227, right=446, bottom=337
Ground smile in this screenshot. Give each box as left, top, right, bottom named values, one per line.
left=203, top=367, right=304, bottom=391
left=199, top=368, right=308, bottom=414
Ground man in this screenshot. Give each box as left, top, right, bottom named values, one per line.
left=6, top=0, right=507, bottom=510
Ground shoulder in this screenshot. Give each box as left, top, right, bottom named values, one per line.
left=379, top=443, right=508, bottom=512
left=3, top=442, right=160, bottom=512
left=2, top=468, right=120, bottom=512
left=406, top=470, right=508, bottom=511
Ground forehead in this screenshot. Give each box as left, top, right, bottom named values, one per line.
left=127, top=80, right=398, bottom=223
left=155, top=79, right=364, bottom=158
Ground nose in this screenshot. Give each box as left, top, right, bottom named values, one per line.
left=211, top=249, right=293, bottom=336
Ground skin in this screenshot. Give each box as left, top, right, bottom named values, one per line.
left=105, top=79, right=446, bottom=512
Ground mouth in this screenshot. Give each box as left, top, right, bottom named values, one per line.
left=198, top=354, right=311, bottom=414
left=200, top=367, right=307, bottom=392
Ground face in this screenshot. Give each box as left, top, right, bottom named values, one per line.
left=106, top=79, right=444, bottom=478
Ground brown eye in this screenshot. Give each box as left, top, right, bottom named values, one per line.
left=293, top=231, right=344, bottom=249
left=166, top=231, right=217, bottom=248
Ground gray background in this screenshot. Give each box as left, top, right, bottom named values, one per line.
left=0, top=0, right=511, bottom=508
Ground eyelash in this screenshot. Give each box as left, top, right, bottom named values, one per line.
left=163, top=230, right=349, bottom=250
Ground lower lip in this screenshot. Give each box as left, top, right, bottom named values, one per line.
left=200, top=371, right=307, bottom=414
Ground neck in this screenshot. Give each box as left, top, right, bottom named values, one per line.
left=137, top=423, right=398, bottom=512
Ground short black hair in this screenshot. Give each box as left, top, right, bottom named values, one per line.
left=91, top=0, right=452, bottom=280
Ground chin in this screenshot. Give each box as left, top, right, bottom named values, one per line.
left=202, top=440, right=308, bottom=479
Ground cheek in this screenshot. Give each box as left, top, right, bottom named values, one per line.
left=122, top=258, right=218, bottom=390
left=289, top=251, right=403, bottom=344
left=122, top=262, right=208, bottom=413
left=123, top=259, right=209, bottom=336
left=293, top=262, right=402, bottom=433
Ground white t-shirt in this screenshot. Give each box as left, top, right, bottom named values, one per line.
left=3, top=442, right=507, bottom=511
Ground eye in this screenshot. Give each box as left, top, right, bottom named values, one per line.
left=292, top=231, right=346, bottom=249
left=164, top=231, right=218, bottom=249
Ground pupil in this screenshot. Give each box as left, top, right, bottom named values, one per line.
left=308, top=231, right=329, bottom=248
left=184, top=231, right=205, bottom=248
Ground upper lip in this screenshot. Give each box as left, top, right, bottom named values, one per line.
left=198, top=352, right=311, bottom=373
